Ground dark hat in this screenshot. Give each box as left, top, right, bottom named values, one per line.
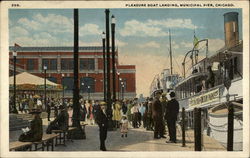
left=29, top=108, right=42, bottom=114
left=170, top=92, right=176, bottom=98
left=59, top=105, right=66, bottom=110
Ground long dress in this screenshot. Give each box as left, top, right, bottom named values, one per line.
left=68, top=109, right=73, bottom=126
left=120, top=119, right=128, bottom=134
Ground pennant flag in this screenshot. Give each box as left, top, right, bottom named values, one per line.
left=193, top=35, right=199, bottom=49
left=14, top=43, right=21, bottom=47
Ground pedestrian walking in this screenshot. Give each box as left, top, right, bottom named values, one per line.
left=161, top=93, right=168, bottom=135
left=139, top=103, right=146, bottom=128
left=68, top=105, right=73, bottom=126
left=165, top=91, right=179, bottom=143
left=120, top=115, right=128, bottom=138
left=146, top=98, right=154, bottom=131
left=95, top=101, right=108, bottom=151
left=112, top=101, right=122, bottom=128
left=152, top=91, right=165, bottom=139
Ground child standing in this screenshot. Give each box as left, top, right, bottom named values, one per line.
left=120, top=115, right=129, bottom=138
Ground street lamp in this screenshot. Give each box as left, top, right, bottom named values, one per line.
left=44, top=65, right=47, bottom=111
left=87, top=85, right=90, bottom=100
left=12, top=51, right=18, bottom=113
left=117, top=72, right=120, bottom=100
left=81, top=82, right=84, bottom=100
left=102, top=32, right=106, bottom=102
left=111, top=15, right=116, bottom=102
left=61, top=73, right=65, bottom=106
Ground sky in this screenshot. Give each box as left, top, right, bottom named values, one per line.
left=9, top=8, right=242, bottom=97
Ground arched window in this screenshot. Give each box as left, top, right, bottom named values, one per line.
left=80, top=77, right=95, bottom=93
left=62, top=77, right=74, bottom=93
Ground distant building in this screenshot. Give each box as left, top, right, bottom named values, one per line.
left=9, top=45, right=136, bottom=100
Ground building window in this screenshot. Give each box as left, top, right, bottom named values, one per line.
left=42, top=59, right=57, bottom=70
left=80, top=59, right=95, bottom=70
left=47, top=77, right=57, bottom=83
left=62, top=77, right=74, bottom=92
left=61, top=59, right=73, bottom=70
left=80, top=77, right=95, bottom=93
left=27, top=59, right=35, bottom=70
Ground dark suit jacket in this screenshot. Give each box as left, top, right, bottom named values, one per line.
left=165, top=99, right=179, bottom=121
left=53, top=110, right=69, bottom=131
left=152, top=98, right=163, bottom=120
left=95, top=109, right=108, bottom=129
left=19, top=116, right=43, bottom=142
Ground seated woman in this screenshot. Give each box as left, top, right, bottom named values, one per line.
left=46, top=105, right=69, bottom=134
left=19, top=108, right=43, bottom=142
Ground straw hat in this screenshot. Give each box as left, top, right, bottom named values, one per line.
left=99, top=101, right=107, bottom=106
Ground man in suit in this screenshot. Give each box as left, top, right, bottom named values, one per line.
left=165, top=92, right=179, bottom=143
left=152, top=91, right=165, bottom=139
left=19, top=108, right=43, bottom=142
left=95, top=101, right=108, bottom=151
left=46, top=105, right=69, bottom=134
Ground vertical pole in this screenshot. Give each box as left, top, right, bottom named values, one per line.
left=13, top=55, right=16, bottom=113
left=62, top=84, right=65, bottom=106
left=111, top=15, right=116, bottom=102
left=118, top=75, right=120, bottom=101
left=169, top=29, right=173, bottom=75
left=102, top=33, right=106, bottom=102
left=194, top=108, right=201, bottom=151
left=72, top=8, right=80, bottom=129
left=182, top=107, right=186, bottom=147
left=227, top=103, right=234, bottom=151
left=44, top=69, right=47, bottom=111
left=105, top=9, right=113, bottom=129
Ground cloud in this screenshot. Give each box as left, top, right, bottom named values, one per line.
left=180, top=41, right=193, bottom=48
left=18, top=18, right=41, bottom=30
left=148, top=18, right=198, bottom=29
left=116, top=39, right=128, bottom=47
left=137, top=41, right=160, bottom=48
left=79, top=24, right=102, bottom=36
left=119, top=19, right=168, bottom=37
left=10, top=26, right=29, bottom=37
left=119, top=18, right=199, bottom=37
left=17, top=13, right=73, bottom=33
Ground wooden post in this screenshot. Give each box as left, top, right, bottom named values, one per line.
left=227, top=103, right=234, bottom=151
left=194, top=108, right=201, bottom=151
left=182, top=107, right=186, bottom=147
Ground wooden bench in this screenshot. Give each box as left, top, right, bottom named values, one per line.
left=33, top=134, right=59, bottom=151
left=67, top=127, right=77, bottom=142
left=52, top=130, right=66, bottom=146
left=10, top=141, right=32, bottom=151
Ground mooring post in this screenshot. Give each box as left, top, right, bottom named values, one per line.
left=227, top=103, right=234, bottom=151
left=182, top=107, right=186, bottom=147
left=194, top=108, right=202, bottom=151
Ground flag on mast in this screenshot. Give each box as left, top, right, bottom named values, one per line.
left=193, top=30, right=199, bottom=49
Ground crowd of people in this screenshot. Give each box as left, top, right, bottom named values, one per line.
left=15, top=91, right=180, bottom=151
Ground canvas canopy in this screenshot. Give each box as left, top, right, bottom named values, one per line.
left=9, top=72, right=62, bottom=90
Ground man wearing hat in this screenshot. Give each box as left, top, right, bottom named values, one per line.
left=46, top=105, right=69, bottom=134
left=165, top=91, right=179, bottom=143
left=152, top=91, right=165, bottom=139
left=95, top=101, right=108, bottom=151
left=161, top=93, right=168, bottom=135
left=19, top=108, right=43, bottom=142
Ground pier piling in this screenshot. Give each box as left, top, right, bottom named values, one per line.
left=194, top=108, right=202, bottom=151
left=227, top=103, right=234, bottom=151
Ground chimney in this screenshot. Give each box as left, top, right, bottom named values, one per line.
left=224, top=12, right=239, bottom=48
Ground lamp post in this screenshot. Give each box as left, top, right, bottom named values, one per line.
left=102, top=32, right=106, bottom=102
left=81, top=82, right=84, bottom=101
left=105, top=9, right=113, bottom=130
left=12, top=51, right=18, bottom=113
left=87, top=86, right=90, bottom=100
left=44, top=65, right=47, bottom=111
left=111, top=15, right=116, bottom=102
left=117, top=72, right=120, bottom=101
left=122, top=83, right=125, bottom=100
left=61, top=73, right=65, bottom=106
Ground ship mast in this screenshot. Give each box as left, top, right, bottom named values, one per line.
left=169, top=29, right=173, bottom=75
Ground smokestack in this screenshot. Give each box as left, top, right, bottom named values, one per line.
left=224, top=12, right=239, bottom=48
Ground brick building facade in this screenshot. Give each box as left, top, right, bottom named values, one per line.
left=9, top=46, right=136, bottom=100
